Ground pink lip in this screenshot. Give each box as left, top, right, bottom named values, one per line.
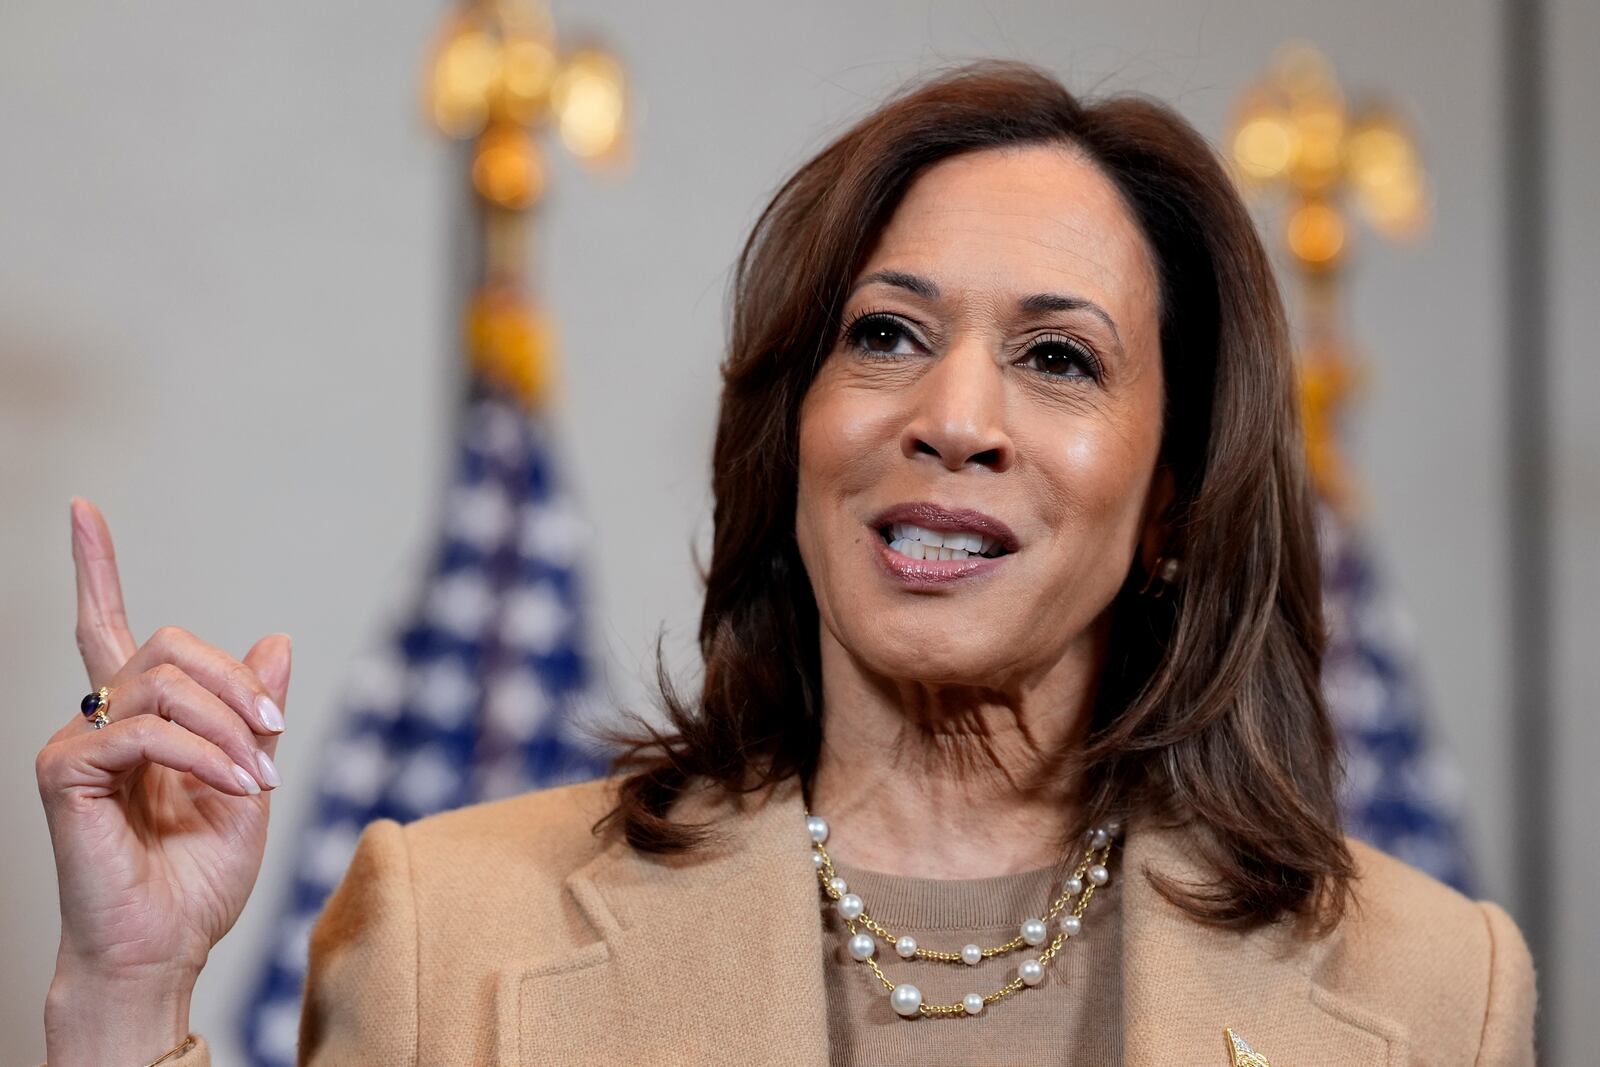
left=867, top=501, right=1019, bottom=590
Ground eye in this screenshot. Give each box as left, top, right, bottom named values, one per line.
left=843, top=312, right=920, bottom=358
left=1020, top=336, right=1101, bottom=380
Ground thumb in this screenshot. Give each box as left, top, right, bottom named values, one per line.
left=244, top=633, right=292, bottom=760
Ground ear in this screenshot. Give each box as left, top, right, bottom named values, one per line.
left=1137, top=464, right=1177, bottom=573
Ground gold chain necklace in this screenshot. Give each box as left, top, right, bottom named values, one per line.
left=805, top=812, right=1116, bottom=1018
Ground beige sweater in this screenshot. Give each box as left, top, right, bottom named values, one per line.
left=54, top=774, right=1533, bottom=1066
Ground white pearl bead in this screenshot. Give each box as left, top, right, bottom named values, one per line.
left=829, top=876, right=848, bottom=895
left=890, top=983, right=923, bottom=1017
left=836, top=893, right=864, bottom=920
left=895, top=935, right=918, bottom=959
left=1090, top=828, right=1109, bottom=849
left=1104, top=819, right=1122, bottom=838
left=963, top=993, right=985, bottom=1016
left=1019, top=958, right=1044, bottom=986
left=812, top=850, right=825, bottom=869
left=961, top=943, right=983, bottom=966
left=1020, top=918, right=1048, bottom=946
left=1065, top=876, right=1083, bottom=895
left=848, top=932, right=877, bottom=961
left=1061, top=914, right=1082, bottom=937
left=807, top=816, right=829, bottom=843
left=1087, top=864, right=1110, bottom=886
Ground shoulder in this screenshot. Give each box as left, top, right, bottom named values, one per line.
left=313, top=776, right=626, bottom=987
left=403, top=775, right=620, bottom=864
left=1320, top=837, right=1536, bottom=1062
left=324, top=774, right=626, bottom=947
left=316, top=774, right=625, bottom=942
left=394, top=774, right=623, bottom=893
left=1333, top=836, right=1525, bottom=974
left=299, top=778, right=628, bottom=1062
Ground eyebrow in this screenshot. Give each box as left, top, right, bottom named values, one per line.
left=849, top=269, right=1123, bottom=344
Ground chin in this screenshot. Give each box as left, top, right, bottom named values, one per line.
left=839, top=621, right=1009, bottom=687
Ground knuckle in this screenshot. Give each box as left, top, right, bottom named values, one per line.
left=128, top=716, right=160, bottom=746
left=147, top=662, right=188, bottom=695
left=151, top=624, right=191, bottom=650
left=224, top=661, right=260, bottom=700
left=149, top=661, right=185, bottom=686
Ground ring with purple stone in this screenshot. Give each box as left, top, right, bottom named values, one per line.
left=79, top=686, right=111, bottom=729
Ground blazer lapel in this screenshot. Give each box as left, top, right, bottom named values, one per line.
left=500, top=777, right=830, bottom=1065
left=1120, top=824, right=1406, bottom=1066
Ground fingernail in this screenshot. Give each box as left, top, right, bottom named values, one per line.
left=233, top=764, right=262, bottom=795
left=256, top=750, right=281, bottom=789
left=256, top=694, right=285, bottom=733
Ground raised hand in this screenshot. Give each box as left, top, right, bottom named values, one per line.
left=36, top=498, right=291, bottom=1066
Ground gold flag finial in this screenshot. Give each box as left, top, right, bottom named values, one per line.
left=1227, top=42, right=1429, bottom=514
left=423, top=0, right=629, bottom=407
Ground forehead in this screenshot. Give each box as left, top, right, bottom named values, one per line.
left=860, top=144, right=1159, bottom=326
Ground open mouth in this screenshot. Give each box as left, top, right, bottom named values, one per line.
left=877, top=522, right=1012, bottom=561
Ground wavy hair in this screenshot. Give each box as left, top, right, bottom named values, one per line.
left=595, top=60, right=1351, bottom=932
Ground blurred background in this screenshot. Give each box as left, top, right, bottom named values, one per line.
left=2, top=1, right=1593, bottom=1063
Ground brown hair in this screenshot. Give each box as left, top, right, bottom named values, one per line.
left=597, top=60, right=1352, bottom=932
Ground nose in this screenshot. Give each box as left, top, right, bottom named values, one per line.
left=899, top=339, right=1014, bottom=473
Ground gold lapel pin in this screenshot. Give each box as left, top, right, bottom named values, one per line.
left=1224, top=1028, right=1274, bottom=1067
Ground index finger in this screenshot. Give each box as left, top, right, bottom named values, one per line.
left=70, top=497, right=138, bottom=688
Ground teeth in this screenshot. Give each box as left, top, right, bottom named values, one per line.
left=893, top=523, right=928, bottom=546
left=886, top=522, right=1005, bottom=558
left=890, top=538, right=974, bottom=560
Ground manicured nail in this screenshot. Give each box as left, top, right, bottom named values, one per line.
left=233, top=764, right=262, bottom=795
left=257, top=694, right=285, bottom=733
left=256, top=750, right=281, bottom=789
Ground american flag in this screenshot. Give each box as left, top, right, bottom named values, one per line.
left=237, top=379, right=611, bottom=1066
left=1319, top=499, right=1474, bottom=890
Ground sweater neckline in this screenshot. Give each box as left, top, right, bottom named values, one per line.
left=826, top=856, right=1080, bottom=931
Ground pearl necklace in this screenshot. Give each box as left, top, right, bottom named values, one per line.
left=806, top=811, right=1117, bottom=1019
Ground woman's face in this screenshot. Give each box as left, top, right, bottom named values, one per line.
left=795, top=143, right=1168, bottom=691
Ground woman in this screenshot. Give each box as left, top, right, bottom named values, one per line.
left=35, top=61, right=1533, bottom=1066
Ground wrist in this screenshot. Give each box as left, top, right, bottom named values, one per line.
left=44, top=968, right=196, bottom=1067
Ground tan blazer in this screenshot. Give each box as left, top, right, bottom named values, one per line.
left=163, top=774, right=1533, bottom=1066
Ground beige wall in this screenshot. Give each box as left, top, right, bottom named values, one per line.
left=0, top=1, right=1589, bottom=1062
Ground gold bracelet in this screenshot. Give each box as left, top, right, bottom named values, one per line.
left=144, top=1034, right=197, bottom=1066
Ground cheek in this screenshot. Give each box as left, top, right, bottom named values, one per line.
left=797, top=380, right=898, bottom=511
left=1031, top=414, right=1160, bottom=539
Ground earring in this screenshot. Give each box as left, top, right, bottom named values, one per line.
left=1138, top=555, right=1181, bottom=597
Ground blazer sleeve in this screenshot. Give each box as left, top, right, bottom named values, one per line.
left=1474, top=900, right=1537, bottom=1066
left=295, top=817, right=420, bottom=1066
